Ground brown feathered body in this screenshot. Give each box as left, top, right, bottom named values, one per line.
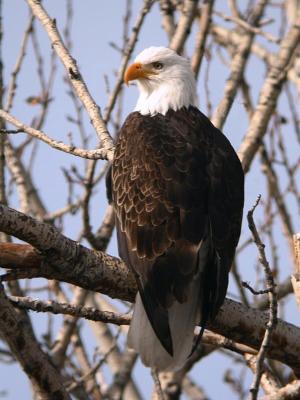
left=107, top=106, right=244, bottom=370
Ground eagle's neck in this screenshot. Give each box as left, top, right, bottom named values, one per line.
left=134, top=79, right=197, bottom=116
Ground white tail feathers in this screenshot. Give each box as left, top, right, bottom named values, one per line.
left=127, top=271, right=202, bottom=371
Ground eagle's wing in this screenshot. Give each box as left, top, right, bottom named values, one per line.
left=108, top=106, right=244, bottom=366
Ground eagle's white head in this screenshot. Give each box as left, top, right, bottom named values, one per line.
left=124, top=46, right=197, bottom=116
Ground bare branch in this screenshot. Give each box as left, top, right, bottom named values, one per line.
left=169, top=0, right=199, bottom=53
left=51, top=288, right=88, bottom=368
left=26, top=0, right=114, bottom=159
left=151, top=368, right=165, bottom=400
left=0, top=221, right=300, bottom=377
left=4, top=15, right=34, bottom=112
left=103, top=0, right=155, bottom=123
left=291, top=233, right=300, bottom=310
left=0, top=283, right=70, bottom=400
left=212, top=0, right=268, bottom=130
left=247, top=196, right=278, bottom=399
left=238, top=10, right=300, bottom=172
left=260, top=380, right=300, bottom=400
left=214, top=10, right=280, bottom=44
left=9, top=294, right=131, bottom=326
left=159, top=0, right=176, bottom=41
left=0, top=110, right=109, bottom=160
left=191, top=0, right=215, bottom=79
left=245, top=354, right=280, bottom=396
left=0, top=204, right=137, bottom=301
left=105, top=349, right=138, bottom=400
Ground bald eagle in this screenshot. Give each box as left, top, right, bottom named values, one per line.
left=107, top=47, right=244, bottom=370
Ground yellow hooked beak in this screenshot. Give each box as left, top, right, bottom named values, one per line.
left=124, top=62, right=156, bottom=85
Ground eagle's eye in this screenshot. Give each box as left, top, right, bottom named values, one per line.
left=152, top=62, right=163, bottom=70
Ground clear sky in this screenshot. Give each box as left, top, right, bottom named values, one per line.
left=1, top=1, right=299, bottom=399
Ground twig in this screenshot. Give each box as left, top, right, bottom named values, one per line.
left=0, top=110, right=109, bottom=159
left=214, top=10, right=280, bottom=44
left=151, top=368, right=165, bottom=400
left=71, top=331, right=102, bottom=399
left=82, top=0, right=154, bottom=252
left=26, top=0, right=114, bottom=159
left=259, top=144, right=294, bottom=257
left=88, top=295, right=141, bottom=400
left=42, top=200, right=82, bottom=222
left=4, top=135, right=47, bottom=218
left=105, top=349, right=138, bottom=399
left=0, top=282, right=71, bottom=399
left=0, top=0, right=7, bottom=224
left=9, top=295, right=131, bottom=325
left=247, top=196, right=278, bottom=400
left=191, top=0, right=215, bottom=79
left=245, top=354, right=280, bottom=396
left=260, top=380, right=300, bottom=400
left=238, top=9, right=300, bottom=172
left=242, top=281, right=272, bottom=296
left=211, top=23, right=300, bottom=90
left=66, top=328, right=122, bottom=393
left=4, top=15, right=34, bottom=112
left=291, top=233, right=300, bottom=310
left=182, top=376, right=209, bottom=400
left=212, top=0, right=268, bottom=130
left=202, top=330, right=257, bottom=356
left=103, top=0, right=155, bottom=123
left=51, top=288, right=88, bottom=368
left=256, top=277, right=292, bottom=310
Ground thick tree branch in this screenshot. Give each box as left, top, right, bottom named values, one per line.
left=0, top=204, right=136, bottom=301
left=0, top=204, right=300, bottom=376
left=207, top=298, right=300, bottom=377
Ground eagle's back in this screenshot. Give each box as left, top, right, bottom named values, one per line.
left=108, top=106, right=244, bottom=365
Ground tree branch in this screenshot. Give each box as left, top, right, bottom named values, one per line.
left=0, top=110, right=110, bottom=160
left=247, top=196, right=278, bottom=400
left=0, top=204, right=136, bottom=301
left=26, top=0, right=114, bottom=160
left=169, top=0, right=199, bottom=54
left=291, top=233, right=300, bottom=310
left=238, top=10, right=300, bottom=172
left=0, top=204, right=300, bottom=376
left=212, top=0, right=268, bottom=130
left=9, top=294, right=131, bottom=326
left=260, top=380, right=300, bottom=400
left=0, top=283, right=70, bottom=400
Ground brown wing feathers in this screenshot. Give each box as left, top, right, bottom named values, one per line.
left=109, top=106, right=244, bottom=355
